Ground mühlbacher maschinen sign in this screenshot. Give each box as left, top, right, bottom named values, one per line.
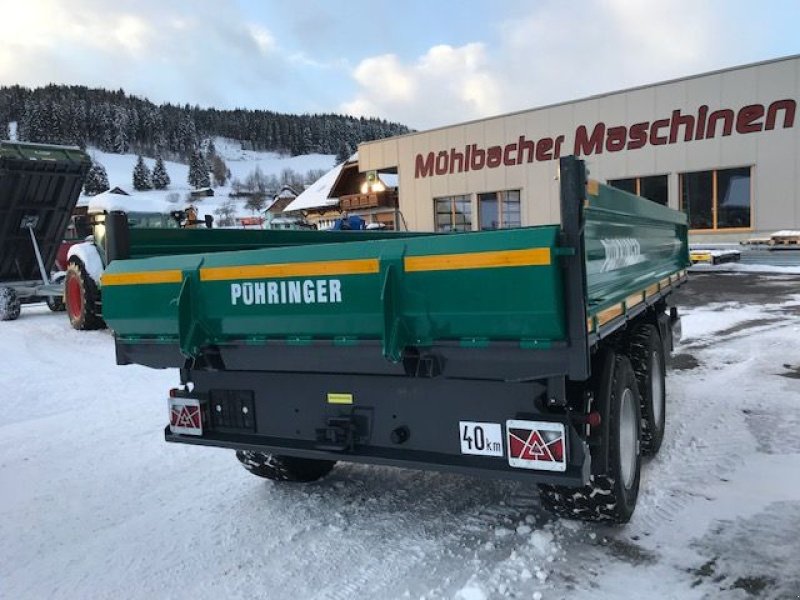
left=414, top=99, right=796, bottom=179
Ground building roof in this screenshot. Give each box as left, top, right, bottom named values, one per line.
left=379, top=173, right=398, bottom=188
left=276, top=185, right=298, bottom=199
left=283, top=158, right=353, bottom=212
left=359, top=53, right=800, bottom=145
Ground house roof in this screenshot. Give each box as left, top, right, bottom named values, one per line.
left=283, top=159, right=352, bottom=212
left=379, top=173, right=398, bottom=188
left=277, top=185, right=298, bottom=199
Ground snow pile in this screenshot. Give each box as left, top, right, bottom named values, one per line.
left=691, top=262, right=800, bottom=274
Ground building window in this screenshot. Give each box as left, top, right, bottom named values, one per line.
left=434, top=195, right=471, bottom=232
left=478, top=190, right=521, bottom=230
left=608, top=175, right=668, bottom=206
left=680, top=167, right=751, bottom=230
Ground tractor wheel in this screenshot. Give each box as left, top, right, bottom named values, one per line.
left=0, top=287, right=21, bottom=321
left=235, top=451, right=336, bottom=483
left=628, top=324, right=666, bottom=456
left=539, top=354, right=642, bottom=523
left=65, top=259, right=105, bottom=330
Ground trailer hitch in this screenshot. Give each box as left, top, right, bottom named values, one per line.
left=315, top=416, right=358, bottom=452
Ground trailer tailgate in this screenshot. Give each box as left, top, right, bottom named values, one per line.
left=102, top=225, right=566, bottom=361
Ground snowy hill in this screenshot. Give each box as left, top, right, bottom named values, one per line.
left=77, top=138, right=336, bottom=224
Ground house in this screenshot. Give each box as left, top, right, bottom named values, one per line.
left=282, top=162, right=345, bottom=229
left=330, top=163, right=398, bottom=230
left=190, top=187, right=214, bottom=198
left=283, top=154, right=400, bottom=230
left=266, top=185, right=299, bottom=216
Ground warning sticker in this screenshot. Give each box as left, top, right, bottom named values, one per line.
left=169, top=398, right=203, bottom=436
left=506, top=420, right=566, bottom=472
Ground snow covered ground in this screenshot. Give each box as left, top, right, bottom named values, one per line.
left=1, top=272, right=799, bottom=599
left=78, top=140, right=337, bottom=222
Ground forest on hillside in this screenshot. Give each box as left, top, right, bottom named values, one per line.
left=0, top=84, right=410, bottom=162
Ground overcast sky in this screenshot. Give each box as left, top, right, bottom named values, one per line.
left=2, top=0, right=799, bottom=130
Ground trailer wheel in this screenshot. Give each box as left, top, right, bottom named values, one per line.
left=46, top=274, right=66, bottom=312
left=628, top=324, right=666, bottom=456
left=46, top=295, right=65, bottom=312
left=65, top=258, right=105, bottom=330
left=235, top=451, right=336, bottom=483
left=0, top=287, right=21, bottom=321
left=539, top=355, right=642, bottom=523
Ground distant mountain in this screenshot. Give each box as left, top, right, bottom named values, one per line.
left=0, top=84, right=410, bottom=161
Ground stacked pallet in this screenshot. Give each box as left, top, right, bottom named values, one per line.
left=769, top=230, right=800, bottom=247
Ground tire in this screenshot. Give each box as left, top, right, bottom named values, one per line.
left=235, top=451, right=336, bottom=483
left=65, top=258, right=105, bottom=330
left=0, top=287, right=21, bottom=321
left=539, top=354, right=642, bottom=523
left=46, top=274, right=67, bottom=312
left=628, top=324, right=666, bottom=456
left=46, top=295, right=65, bottom=311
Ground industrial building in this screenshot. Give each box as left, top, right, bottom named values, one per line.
left=355, top=54, right=799, bottom=241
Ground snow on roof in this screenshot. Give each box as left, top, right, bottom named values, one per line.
left=283, top=162, right=345, bottom=212
left=379, top=173, right=398, bottom=188
left=86, top=189, right=182, bottom=214
left=277, top=185, right=298, bottom=199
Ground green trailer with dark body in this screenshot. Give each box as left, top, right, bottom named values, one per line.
left=103, top=157, right=689, bottom=523
left=63, top=204, right=424, bottom=330
left=0, top=141, right=91, bottom=320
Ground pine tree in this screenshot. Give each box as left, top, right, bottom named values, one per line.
left=206, top=138, right=216, bottom=162
left=132, top=155, right=153, bottom=190
left=152, top=156, right=170, bottom=189
left=211, top=154, right=228, bottom=187
left=335, top=141, right=352, bottom=164
left=0, top=84, right=412, bottom=161
left=113, top=107, right=129, bottom=154
left=188, top=149, right=210, bottom=189
left=84, top=161, right=110, bottom=196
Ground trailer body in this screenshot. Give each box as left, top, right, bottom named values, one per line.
left=63, top=196, right=429, bottom=329
left=102, top=157, right=689, bottom=521
left=0, top=141, right=91, bottom=318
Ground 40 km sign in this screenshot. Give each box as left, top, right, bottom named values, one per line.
left=459, top=421, right=504, bottom=457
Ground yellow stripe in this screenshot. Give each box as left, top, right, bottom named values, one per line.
left=596, top=303, right=624, bottom=326
left=586, top=179, right=600, bottom=196
left=200, top=258, right=379, bottom=282
left=327, top=393, right=353, bottom=405
left=625, top=292, right=643, bottom=308
left=593, top=269, right=685, bottom=330
left=101, top=270, right=182, bottom=286
left=404, top=248, right=551, bottom=273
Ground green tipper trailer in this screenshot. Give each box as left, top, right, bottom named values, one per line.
left=103, top=157, right=689, bottom=523
left=0, top=141, right=91, bottom=320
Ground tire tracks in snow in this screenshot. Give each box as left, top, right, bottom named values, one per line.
left=629, top=312, right=783, bottom=537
